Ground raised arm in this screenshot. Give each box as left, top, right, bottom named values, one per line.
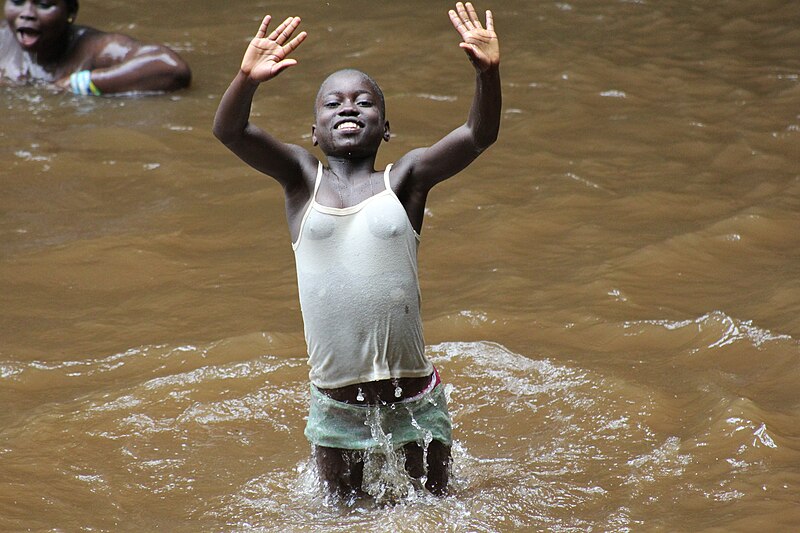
left=396, top=2, right=501, bottom=192
left=449, top=2, right=501, bottom=150
left=212, top=15, right=313, bottom=186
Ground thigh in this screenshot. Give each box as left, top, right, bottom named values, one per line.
left=402, top=440, right=451, bottom=496
left=403, top=441, right=425, bottom=479
left=425, top=439, right=451, bottom=496
left=314, top=445, right=364, bottom=496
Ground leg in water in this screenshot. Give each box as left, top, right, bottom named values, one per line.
left=403, top=439, right=451, bottom=496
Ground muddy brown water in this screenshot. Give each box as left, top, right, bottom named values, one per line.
left=2, top=0, right=799, bottom=531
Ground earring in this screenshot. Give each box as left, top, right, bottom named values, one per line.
left=68, top=17, right=74, bottom=23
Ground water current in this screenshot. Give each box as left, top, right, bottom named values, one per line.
left=1, top=0, right=799, bottom=531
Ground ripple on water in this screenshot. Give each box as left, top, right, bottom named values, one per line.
left=2, top=337, right=799, bottom=531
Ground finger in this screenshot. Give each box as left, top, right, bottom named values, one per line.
left=449, top=8, right=473, bottom=38
left=255, top=15, right=271, bottom=39
left=278, top=17, right=302, bottom=45
left=269, top=16, right=298, bottom=44
left=465, top=2, right=483, bottom=29
left=459, top=42, right=479, bottom=63
left=273, top=58, right=299, bottom=76
left=459, top=42, right=488, bottom=67
left=268, top=16, right=292, bottom=43
left=459, top=42, right=478, bottom=55
left=283, top=30, right=308, bottom=54
left=448, top=9, right=469, bottom=37
left=485, top=10, right=494, bottom=33
left=456, top=2, right=475, bottom=31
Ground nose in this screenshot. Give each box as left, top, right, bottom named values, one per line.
left=337, top=99, right=359, bottom=116
left=20, top=2, right=37, bottom=20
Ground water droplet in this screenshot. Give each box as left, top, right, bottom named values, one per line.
left=356, top=388, right=364, bottom=402
left=395, top=385, right=402, bottom=398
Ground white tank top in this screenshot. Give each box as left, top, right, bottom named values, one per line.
left=292, top=163, right=432, bottom=388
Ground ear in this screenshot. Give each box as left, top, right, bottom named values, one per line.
left=383, top=121, right=391, bottom=142
left=311, top=124, right=318, bottom=146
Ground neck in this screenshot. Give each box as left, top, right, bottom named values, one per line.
left=326, top=155, right=378, bottom=182
left=30, top=26, right=74, bottom=67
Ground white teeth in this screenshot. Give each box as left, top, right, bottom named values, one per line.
left=336, top=122, right=359, bottom=130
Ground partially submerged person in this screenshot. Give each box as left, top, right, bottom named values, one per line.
left=1, top=0, right=190, bottom=94
left=213, top=2, right=500, bottom=497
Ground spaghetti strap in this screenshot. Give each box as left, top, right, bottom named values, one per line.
left=292, top=162, right=324, bottom=250
left=383, top=163, right=393, bottom=191
left=312, top=161, right=324, bottom=202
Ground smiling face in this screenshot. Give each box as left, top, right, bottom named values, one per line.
left=312, top=69, right=390, bottom=159
left=4, top=0, right=74, bottom=56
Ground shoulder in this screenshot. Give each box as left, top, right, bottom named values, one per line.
left=73, top=26, right=183, bottom=65
left=386, top=147, right=428, bottom=192
left=283, top=150, right=322, bottom=232
left=0, top=26, right=22, bottom=76
left=281, top=145, right=321, bottom=192
left=72, top=27, right=138, bottom=63
left=61, top=26, right=115, bottom=69
left=70, top=25, right=108, bottom=50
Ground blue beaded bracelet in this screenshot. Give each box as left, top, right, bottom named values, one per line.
left=69, top=70, right=102, bottom=96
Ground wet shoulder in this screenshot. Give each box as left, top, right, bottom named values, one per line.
left=0, top=26, right=21, bottom=76
left=71, top=27, right=136, bottom=69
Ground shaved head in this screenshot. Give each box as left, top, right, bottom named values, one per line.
left=315, top=69, right=385, bottom=119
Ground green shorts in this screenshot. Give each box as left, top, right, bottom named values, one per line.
left=305, top=383, right=452, bottom=450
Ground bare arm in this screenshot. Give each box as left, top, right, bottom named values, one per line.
left=91, top=41, right=191, bottom=93
left=396, top=2, right=501, bottom=191
left=212, top=15, right=313, bottom=188
left=58, top=31, right=191, bottom=93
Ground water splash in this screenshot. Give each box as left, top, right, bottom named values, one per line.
left=361, top=405, right=418, bottom=505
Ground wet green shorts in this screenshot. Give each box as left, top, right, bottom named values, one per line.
left=305, top=383, right=452, bottom=450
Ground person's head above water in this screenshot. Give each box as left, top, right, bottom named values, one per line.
left=4, top=0, right=77, bottom=58
left=312, top=69, right=391, bottom=159
left=1, top=0, right=190, bottom=93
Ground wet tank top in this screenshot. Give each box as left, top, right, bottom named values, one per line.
left=292, top=162, right=432, bottom=389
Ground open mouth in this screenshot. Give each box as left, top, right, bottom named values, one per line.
left=335, top=121, right=363, bottom=132
left=16, top=28, right=41, bottom=48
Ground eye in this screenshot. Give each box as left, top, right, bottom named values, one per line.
left=324, top=101, right=339, bottom=109
left=357, top=100, right=373, bottom=108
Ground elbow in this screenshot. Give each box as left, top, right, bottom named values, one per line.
left=143, top=50, right=193, bottom=92
left=211, top=118, right=242, bottom=147
left=153, top=52, right=192, bottom=91
left=475, top=127, right=499, bottom=153
left=162, top=58, right=192, bottom=91
left=211, top=121, right=232, bottom=145
left=172, top=64, right=192, bottom=90
left=484, top=128, right=500, bottom=150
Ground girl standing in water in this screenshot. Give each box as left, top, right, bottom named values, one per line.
left=213, top=2, right=500, bottom=497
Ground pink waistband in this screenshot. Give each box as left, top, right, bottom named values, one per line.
left=404, top=365, right=441, bottom=403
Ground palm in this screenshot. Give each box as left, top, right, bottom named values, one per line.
left=244, top=38, right=288, bottom=79
left=241, top=15, right=307, bottom=82
left=449, top=2, right=499, bottom=72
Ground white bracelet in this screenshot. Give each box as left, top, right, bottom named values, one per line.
left=69, top=70, right=102, bottom=96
